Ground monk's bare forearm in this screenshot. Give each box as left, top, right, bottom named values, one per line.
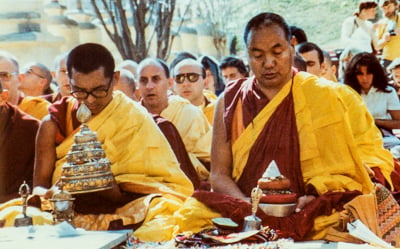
left=210, top=94, right=247, bottom=201
left=211, top=173, right=247, bottom=200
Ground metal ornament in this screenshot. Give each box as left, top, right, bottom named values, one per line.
left=14, top=181, right=33, bottom=227
left=49, top=182, right=75, bottom=225
left=242, top=186, right=263, bottom=232
left=60, top=102, right=114, bottom=194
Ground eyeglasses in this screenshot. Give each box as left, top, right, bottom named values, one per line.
left=0, top=71, right=17, bottom=81
left=70, top=77, right=113, bottom=99
left=25, top=68, right=45, bottom=79
left=174, top=73, right=202, bottom=84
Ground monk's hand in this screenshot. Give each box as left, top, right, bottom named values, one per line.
left=295, top=195, right=316, bottom=213
left=32, top=185, right=59, bottom=199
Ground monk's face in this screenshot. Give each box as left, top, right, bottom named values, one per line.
left=138, top=63, right=170, bottom=112
left=0, top=58, right=20, bottom=103
left=54, top=58, right=71, bottom=97
left=173, top=62, right=206, bottom=106
left=69, top=67, right=116, bottom=115
left=247, top=24, right=294, bottom=92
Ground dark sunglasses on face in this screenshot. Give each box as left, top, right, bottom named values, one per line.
left=174, top=73, right=202, bottom=84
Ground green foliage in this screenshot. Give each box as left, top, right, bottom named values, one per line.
left=226, top=0, right=363, bottom=50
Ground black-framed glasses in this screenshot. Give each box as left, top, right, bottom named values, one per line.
left=70, top=77, right=113, bottom=99
left=0, top=71, right=17, bottom=81
left=25, top=68, right=45, bottom=79
left=174, top=73, right=202, bottom=84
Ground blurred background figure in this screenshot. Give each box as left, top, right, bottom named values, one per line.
left=199, top=55, right=225, bottom=97
left=117, top=59, right=139, bottom=100
left=344, top=52, right=400, bottom=148
left=341, top=0, right=378, bottom=53
left=322, top=50, right=338, bottom=82
left=387, top=57, right=400, bottom=97
left=114, top=68, right=137, bottom=101
left=375, top=0, right=400, bottom=69
left=43, top=52, right=70, bottom=103
left=290, top=25, right=308, bottom=46
left=219, top=56, right=248, bottom=85
left=20, top=62, right=53, bottom=97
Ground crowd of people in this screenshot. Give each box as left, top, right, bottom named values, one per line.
left=1, top=0, right=400, bottom=246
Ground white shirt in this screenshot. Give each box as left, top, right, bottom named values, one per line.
left=341, top=16, right=374, bottom=53
left=361, top=86, right=400, bottom=119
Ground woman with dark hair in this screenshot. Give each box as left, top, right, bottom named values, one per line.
left=344, top=52, right=400, bottom=147
left=198, top=55, right=225, bottom=96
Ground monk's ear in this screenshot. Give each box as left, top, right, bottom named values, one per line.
left=113, top=70, right=120, bottom=85
left=203, top=76, right=209, bottom=88
left=168, top=77, right=174, bottom=89
left=290, top=36, right=297, bottom=47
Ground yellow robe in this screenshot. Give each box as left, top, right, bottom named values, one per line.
left=1, top=92, right=193, bottom=242
left=161, top=95, right=211, bottom=181
left=174, top=72, right=379, bottom=239
left=18, top=96, right=50, bottom=120
left=202, top=95, right=216, bottom=125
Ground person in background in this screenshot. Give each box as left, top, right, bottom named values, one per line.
left=341, top=0, right=378, bottom=53
left=296, top=42, right=326, bottom=77
left=0, top=79, right=39, bottom=203
left=172, top=58, right=216, bottom=125
left=322, top=50, right=338, bottom=82
left=293, top=54, right=307, bottom=72
left=219, top=56, right=248, bottom=85
left=387, top=57, right=400, bottom=95
left=43, top=52, right=70, bottom=103
left=114, top=68, right=137, bottom=101
left=117, top=59, right=140, bottom=99
left=138, top=58, right=210, bottom=185
left=19, top=62, right=53, bottom=97
left=290, top=25, right=308, bottom=46
left=0, top=50, right=50, bottom=120
left=344, top=52, right=400, bottom=148
left=199, top=55, right=225, bottom=97
left=376, top=0, right=400, bottom=69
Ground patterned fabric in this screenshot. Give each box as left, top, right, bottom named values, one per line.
left=376, top=184, right=400, bottom=246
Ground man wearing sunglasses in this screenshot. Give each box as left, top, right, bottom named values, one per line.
left=138, top=58, right=212, bottom=183
left=172, top=59, right=216, bottom=125
left=1, top=43, right=193, bottom=241
left=0, top=79, right=40, bottom=203
left=0, top=50, right=50, bottom=120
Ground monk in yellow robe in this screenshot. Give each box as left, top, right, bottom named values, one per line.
left=171, top=58, right=216, bottom=125
left=160, top=95, right=211, bottom=181
left=138, top=58, right=212, bottom=182
left=173, top=12, right=394, bottom=242
left=0, top=43, right=193, bottom=242
left=0, top=50, right=50, bottom=120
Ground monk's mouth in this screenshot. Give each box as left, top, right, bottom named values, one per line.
left=263, top=73, right=276, bottom=79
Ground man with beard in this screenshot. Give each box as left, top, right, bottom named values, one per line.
left=376, top=0, right=400, bottom=69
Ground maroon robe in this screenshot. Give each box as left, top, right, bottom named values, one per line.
left=0, top=102, right=39, bottom=202
left=193, top=78, right=361, bottom=240
left=153, top=115, right=202, bottom=190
